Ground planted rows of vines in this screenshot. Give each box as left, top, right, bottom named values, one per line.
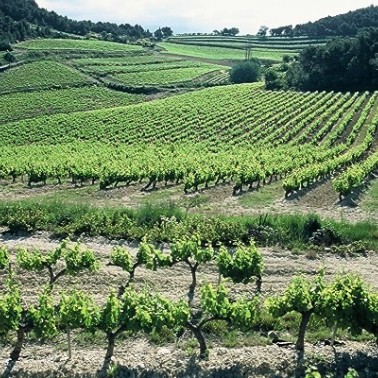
left=0, top=84, right=377, bottom=198
left=1, top=238, right=377, bottom=370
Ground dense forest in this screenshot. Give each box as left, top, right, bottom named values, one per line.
left=0, top=0, right=151, bottom=50
left=265, top=27, right=378, bottom=92
left=270, top=5, right=378, bottom=37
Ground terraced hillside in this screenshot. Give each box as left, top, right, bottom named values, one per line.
left=16, top=38, right=146, bottom=53
left=1, top=30, right=378, bottom=378
left=0, top=38, right=377, bottom=224
left=159, top=35, right=328, bottom=62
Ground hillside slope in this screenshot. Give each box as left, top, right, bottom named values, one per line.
left=0, top=0, right=150, bottom=47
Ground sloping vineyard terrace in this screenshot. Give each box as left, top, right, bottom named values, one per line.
left=0, top=61, right=92, bottom=95
left=0, top=84, right=376, bottom=199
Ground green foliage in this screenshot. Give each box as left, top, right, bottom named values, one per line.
left=110, top=247, right=133, bottom=272
left=17, top=248, right=47, bottom=271
left=0, top=246, right=9, bottom=269
left=321, top=273, right=378, bottom=338
left=288, top=5, right=378, bottom=37
left=108, top=65, right=224, bottom=87
left=137, top=240, right=172, bottom=269
left=344, top=368, right=359, bottom=378
left=63, top=243, right=99, bottom=275
left=266, top=273, right=325, bottom=316
left=0, top=61, right=90, bottom=95
left=29, top=290, right=58, bottom=338
left=0, top=0, right=151, bottom=44
left=0, top=199, right=377, bottom=250
left=99, top=288, right=190, bottom=335
left=304, top=368, right=322, bottom=378
left=17, top=39, right=145, bottom=52
left=16, top=240, right=99, bottom=284
left=58, top=290, right=100, bottom=331
left=0, top=87, right=145, bottom=124
left=230, top=60, right=261, bottom=84
left=201, top=283, right=259, bottom=329
left=264, top=66, right=286, bottom=90
left=217, top=242, right=263, bottom=285
left=285, top=28, right=378, bottom=91
left=3, top=51, right=16, bottom=63
left=171, top=236, right=214, bottom=265
left=0, top=278, right=22, bottom=336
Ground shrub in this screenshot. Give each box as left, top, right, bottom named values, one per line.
left=230, top=59, right=261, bottom=84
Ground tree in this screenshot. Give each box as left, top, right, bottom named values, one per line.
left=154, top=28, right=164, bottom=40
left=0, top=41, right=12, bottom=51
left=264, top=66, right=286, bottom=90
left=230, top=59, right=261, bottom=84
left=3, top=51, right=16, bottom=64
left=284, top=28, right=378, bottom=91
left=186, top=283, right=259, bottom=359
left=257, top=25, right=269, bottom=38
left=171, top=236, right=214, bottom=304
left=161, top=26, right=173, bottom=39
left=220, top=27, right=239, bottom=36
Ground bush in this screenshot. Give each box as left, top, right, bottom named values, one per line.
left=230, top=59, right=261, bottom=84
left=3, top=51, right=16, bottom=64
left=264, top=66, right=285, bottom=90
left=0, top=41, right=11, bottom=52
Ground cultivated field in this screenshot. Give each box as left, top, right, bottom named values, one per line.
left=0, top=234, right=377, bottom=378
left=159, top=35, right=327, bottom=62
left=1, top=37, right=378, bottom=378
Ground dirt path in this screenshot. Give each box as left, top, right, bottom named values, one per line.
left=1, top=341, right=377, bottom=378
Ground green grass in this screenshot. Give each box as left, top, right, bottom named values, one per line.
left=0, top=87, right=145, bottom=123
left=0, top=199, right=376, bottom=250
left=238, top=181, right=283, bottom=208
left=361, top=177, right=378, bottom=213
left=16, top=38, right=145, bottom=52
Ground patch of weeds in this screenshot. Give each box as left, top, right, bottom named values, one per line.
left=361, top=178, right=378, bottom=213
left=238, top=182, right=282, bottom=209
left=344, top=368, right=359, bottom=378
left=290, top=248, right=304, bottom=256
left=304, top=366, right=322, bottom=378
left=106, top=362, right=120, bottom=378
left=330, top=241, right=368, bottom=257
left=305, top=249, right=318, bottom=260
left=74, top=330, right=105, bottom=347
left=203, top=320, right=228, bottom=337
left=182, top=337, right=202, bottom=357
left=148, top=326, right=175, bottom=345
left=182, top=194, right=210, bottom=215
left=221, top=330, right=239, bottom=347
left=231, top=331, right=268, bottom=347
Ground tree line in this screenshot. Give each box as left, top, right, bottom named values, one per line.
left=265, top=27, right=378, bottom=92
left=0, top=0, right=173, bottom=50
left=268, top=5, right=378, bottom=38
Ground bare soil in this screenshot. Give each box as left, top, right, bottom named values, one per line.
left=0, top=233, right=377, bottom=377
